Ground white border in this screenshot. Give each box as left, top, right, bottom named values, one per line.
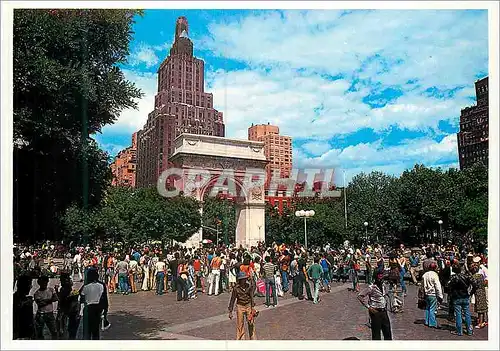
left=1, top=1, right=499, bottom=350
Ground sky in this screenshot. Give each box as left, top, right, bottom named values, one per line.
left=93, top=9, right=488, bottom=184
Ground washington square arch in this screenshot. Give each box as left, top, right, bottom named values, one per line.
left=157, top=133, right=268, bottom=248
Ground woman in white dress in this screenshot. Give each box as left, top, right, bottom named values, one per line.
left=141, top=254, right=150, bottom=291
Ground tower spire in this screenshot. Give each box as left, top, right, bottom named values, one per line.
left=175, top=16, right=189, bottom=42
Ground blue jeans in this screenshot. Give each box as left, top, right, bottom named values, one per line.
left=156, top=272, right=165, bottom=295
left=281, top=270, right=289, bottom=292
left=454, top=298, right=472, bottom=335
left=265, top=277, right=277, bottom=306
left=425, top=295, right=438, bottom=327
left=118, top=273, right=129, bottom=293
left=323, top=269, right=330, bottom=286
left=400, top=268, right=407, bottom=293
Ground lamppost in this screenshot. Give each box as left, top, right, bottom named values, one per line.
left=438, top=220, right=443, bottom=246
left=364, top=221, right=368, bottom=244
left=295, top=210, right=315, bottom=250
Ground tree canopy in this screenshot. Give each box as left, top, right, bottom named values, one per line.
left=14, top=9, right=143, bottom=242
left=62, top=187, right=201, bottom=245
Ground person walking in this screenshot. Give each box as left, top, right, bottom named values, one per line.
left=262, top=256, right=278, bottom=308
left=140, top=253, right=150, bottom=291
left=447, top=265, right=474, bottom=336
left=55, top=273, right=80, bottom=339
left=105, top=253, right=116, bottom=294
left=176, top=259, right=189, bottom=301
left=320, top=254, right=331, bottom=292
left=193, top=255, right=206, bottom=294
left=307, top=256, right=324, bottom=304
left=128, top=256, right=139, bottom=294
left=297, top=254, right=313, bottom=301
left=398, top=253, right=408, bottom=296
left=470, top=263, right=488, bottom=329
left=79, top=269, right=109, bottom=340
left=33, top=275, right=58, bottom=339
left=289, top=255, right=299, bottom=297
left=169, top=253, right=179, bottom=293
left=228, top=272, right=257, bottom=340
left=279, top=250, right=291, bottom=293
left=208, top=252, right=222, bottom=296
left=409, top=250, right=420, bottom=285
left=155, top=256, right=167, bottom=295
left=73, top=251, right=83, bottom=282
left=357, top=272, right=392, bottom=340
left=422, top=263, right=443, bottom=329
left=115, top=255, right=130, bottom=295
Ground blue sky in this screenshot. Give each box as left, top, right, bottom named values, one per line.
left=94, top=9, right=488, bottom=183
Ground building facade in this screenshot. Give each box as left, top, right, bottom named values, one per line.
left=136, top=16, right=225, bottom=187
left=457, top=77, right=489, bottom=170
left=111, top=132, right=137, bottom=187
left=248, top=123, right=292, bottom=179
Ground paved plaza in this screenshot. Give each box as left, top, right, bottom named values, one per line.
left=32, top=277, right=489, bottom=341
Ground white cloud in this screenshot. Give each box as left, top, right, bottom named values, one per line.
left=101, top=69, right=157, bottom=135
left=128, top=43, right=160, bottom=68
left=302, top=141, right=332, bottom=156
left=205, top=67, right=475, bottom=140
left=295, top=134, right=459, bottom=183
left=202, top=10, right=487, bottom=88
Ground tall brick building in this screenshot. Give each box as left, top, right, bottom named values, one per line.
left=457, top=76, right=489, bottom=169
left=136, top=17, right=225, bottom=187
left=248, top=123, right=292, bottom=178
left=111, top=132, right=137, bottom=187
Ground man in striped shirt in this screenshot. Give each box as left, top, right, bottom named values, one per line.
left=357, top=273, right=393, bottom=340
left=262, top=256, right=277, bottom=307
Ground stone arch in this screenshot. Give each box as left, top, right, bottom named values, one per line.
left=169, top=134, right=267, bottom=248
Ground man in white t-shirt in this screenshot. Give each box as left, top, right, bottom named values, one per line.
left=155, top=258, right=167, bottom=295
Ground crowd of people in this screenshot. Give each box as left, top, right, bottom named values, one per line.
left=12, top=239, right=488, bottom=340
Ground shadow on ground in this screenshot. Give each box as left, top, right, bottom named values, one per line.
left=101, top=311, right=165, bottom=340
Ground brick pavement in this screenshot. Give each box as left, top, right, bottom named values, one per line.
left=28, top=276, right=489, bottom=341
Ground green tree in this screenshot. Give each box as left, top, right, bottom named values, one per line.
left=346, top=171, right=402, bottom=245
left=62, top=186, right=202, bottom=245
left=14, top=9, right=143, bottom=243
left=201, top=197, right=236, bottom=244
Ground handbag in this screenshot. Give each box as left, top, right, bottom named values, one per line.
left=256, top=279, right=266, bottom=294
left=417, top=285, right=427, bottom=310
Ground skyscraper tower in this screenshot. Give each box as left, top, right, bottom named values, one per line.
left=137, top=17, right=225, bottom=187
left=457, top=76, right=488, bottom=170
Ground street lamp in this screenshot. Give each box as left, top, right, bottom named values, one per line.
left=364, top=221, right=368, bottom=244
left=295, top=210, right=315, bottom=249
left=438, top=220, right=443, bottom=246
